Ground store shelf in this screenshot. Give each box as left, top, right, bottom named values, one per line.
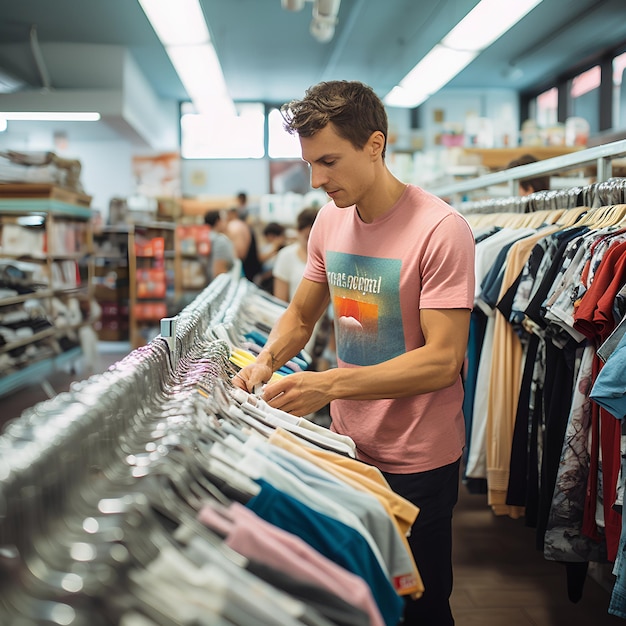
left=463, top=146, right=583, bottom=170
left=0, top=194, right=96, bottom=393
left=0, top=198, right=92, bottom=219
left=0, top=346, right=82, bottom=398
left=0, top=327, right=56, bottom=355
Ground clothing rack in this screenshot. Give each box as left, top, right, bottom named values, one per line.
left=0, top=269, right=413, bottom=626
left=456, top=157, right=626, bottom=619
left=428, top=138, right=626, bottom=213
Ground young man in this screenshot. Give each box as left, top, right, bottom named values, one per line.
left=233, top=80, right=475, bottom=626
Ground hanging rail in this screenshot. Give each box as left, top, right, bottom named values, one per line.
left=428, top=138, right=626, bottom=202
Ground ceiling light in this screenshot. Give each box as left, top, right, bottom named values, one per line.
left=138, top=0, right=234, bottom=116
left=385, top=45, right=477, bottom=108
left=443, top=0, right=543, bottom=52
left=137, top=0, right=210, bottom=46
left=384, top=0, right=543, bottom=108
left=167, top=44, right=235, bottom=116
left=0, top=112, right=101, bottom=121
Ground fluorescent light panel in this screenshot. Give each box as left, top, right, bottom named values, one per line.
left=0, top=112, right=101, bottom=121
left=443, top=0, right=543, bottom=52
left=384, top=0, right=543, bottom=108
left=137, top=0, right=234, bottom=116
left=137, top=0, right=210, bottom=46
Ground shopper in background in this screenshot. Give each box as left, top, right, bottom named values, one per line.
left=272, top=208, right=318, bottom=303
left=272, top=207, right=322, bottom=358
left=255, top=221, right=287, bottom=293
left=226, top=201, right=263, bottom=283
left=507, top=153, right=551, bottom=196
left=233, top=80, right=475, bottom=626
left=203, top=210, right=236, bottom=283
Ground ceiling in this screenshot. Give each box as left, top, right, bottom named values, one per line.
left=1, top=0, right=626, bottom=143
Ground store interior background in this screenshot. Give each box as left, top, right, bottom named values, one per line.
left=1, top=2, right=626, bottom=624
left=0, top=0, right=625, bottom=220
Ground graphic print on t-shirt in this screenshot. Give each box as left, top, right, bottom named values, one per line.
left=326, top=251, right=403, bottom=366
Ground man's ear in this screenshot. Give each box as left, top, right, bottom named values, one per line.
left=368, top=130, right=386, bottom=159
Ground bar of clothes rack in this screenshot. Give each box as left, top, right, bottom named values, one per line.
left=0, top=268, right=424, bottom=626
left=458, top=176, right=626, bottom=620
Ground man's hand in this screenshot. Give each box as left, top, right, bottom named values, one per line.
left=232, top=361, right=273, bottom=393
left=262, top=371, right=332, bottom=417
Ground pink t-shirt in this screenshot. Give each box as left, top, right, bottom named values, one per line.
left=304, top=184, right=475, bottom=473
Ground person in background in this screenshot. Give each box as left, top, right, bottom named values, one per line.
left=226, top=204, right=262, bottom=282
left=273, top=207, right=321, bottom=358
left=203, top=210, right=236, bottom=282
left=272, top=208, right=318, bottom=303
left=232, top=80, right=475, bottom=626
left=507, top=153, right=551, bottom=196
left=255, top=221, right=287, bottom=293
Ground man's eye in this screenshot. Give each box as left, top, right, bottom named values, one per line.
left=322, top=160, right=335, bottom=167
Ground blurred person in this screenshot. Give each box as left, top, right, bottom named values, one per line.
left=507, top=153, right=550, bottom=196
left=226, top=204, right=262, bottom=282
left=272, top=208, right=318, bottom=303
left=203, top=210, right=236, bottom=282
left=273, top=207, right=323, bottom=358
left=256, top=221, right=287, bottom=293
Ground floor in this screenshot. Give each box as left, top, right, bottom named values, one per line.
left=1, top=343, right=624, bottom=626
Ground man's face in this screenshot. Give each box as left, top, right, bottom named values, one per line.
left=300, top=123, right=375, bottom=209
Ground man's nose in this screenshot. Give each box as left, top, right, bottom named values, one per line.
left=310, top=166, right=327, bottom=189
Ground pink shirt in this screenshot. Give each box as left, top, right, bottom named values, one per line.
left=304, top=184, right=475, bottom=473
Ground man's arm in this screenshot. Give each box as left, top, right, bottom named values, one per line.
left=233, top=278, right=330, bottom=390
left=260, top=307, right=471, bottom=416
left=272, top=277, right=290, bottom=303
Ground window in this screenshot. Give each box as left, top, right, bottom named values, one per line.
left=570, top=65, right=601, bottom=134
left=534, top=87, right=558, bottom=128
left=268, top=107, right=302, bottom=159
left=613, top=51, right=626, bottom=129
left=180, top=101, right=265, bottom=159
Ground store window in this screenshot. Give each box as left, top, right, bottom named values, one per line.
left=180, top=101, right=265, bottom=159
left=613, top=51, right=626, bottom=129
left=570, top=65, right=601, bottom=134
left=267, top=107, right=302, bottom=159
left=532, top=87, right=558, bottom=128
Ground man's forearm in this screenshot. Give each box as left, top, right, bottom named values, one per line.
left=258, top=308, right=313, bottom=372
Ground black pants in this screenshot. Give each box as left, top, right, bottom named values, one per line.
left=383, top=457, right=460, bottom=626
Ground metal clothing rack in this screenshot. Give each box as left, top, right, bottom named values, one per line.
left=428, top=138, right=626, bottom=213
left=0, top=267, right=259, bottom=623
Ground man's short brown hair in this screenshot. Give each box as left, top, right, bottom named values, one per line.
left=281, top=80, right=389, bottom=159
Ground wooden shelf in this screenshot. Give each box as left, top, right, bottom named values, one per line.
left=463, top=146, right=583, bottom=170
left=0, top=327, right=57, bottom=355
left=0, top=183, right=92, bottom=207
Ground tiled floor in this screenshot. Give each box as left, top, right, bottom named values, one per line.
left=1, top=343, right=624, bottom=625
left=452, top=484, right=622, bottom=625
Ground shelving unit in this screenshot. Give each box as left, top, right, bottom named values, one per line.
left=92, top=225, right=132, bottom=342
left=175, top=222, right=211, bottom=305
left=0, top=191, right=95, bottom=397
left=93, top=221, right=184, bottom=348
